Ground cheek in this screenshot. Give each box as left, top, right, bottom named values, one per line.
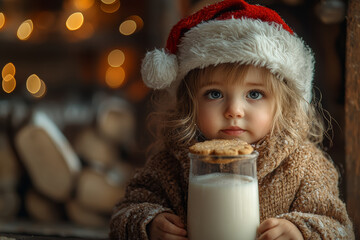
left=257, top=114, right=273, bottom=129
left=253, top=108, right=274, bottom=131
left=197, top=107, right=210, bottom=126
left=196, top=105, right=218, bottom=130
left=246, top=101, right=272, bottom=126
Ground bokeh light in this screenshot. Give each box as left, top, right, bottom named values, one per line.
left=32, top=79, right=47, bottom=98
left=119, top=20, right=136, bottom=35
left=26, top=74, right=42, bottom=94
left=2, top=75, right=16, bottom=93
left=17, top=19, right=34, bottom=40
left=2, top=62, right=16, bottom=79
left=66, top=12, right=84, bottom=31
left=100, top=0, right=120, bottom=13
left=105, top=66, right=125, bottom=88
left=108, top=49, right=125, bottom=67
left=127, top=15, right=143, bottom=31
left=0, top=12, right=5, bottom=30
left=101, top=0, right=117, bottom=4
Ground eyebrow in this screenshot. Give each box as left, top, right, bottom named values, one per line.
left=200, top=80, right=265, bottom=88
left=245, top=82, right=265, bottom=87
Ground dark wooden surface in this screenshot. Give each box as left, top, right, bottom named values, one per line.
left=0, top=234, right=94, bottom=240
left=0, top=221, right=108, bottom=240
left=345, top=0, right=360, bottom=238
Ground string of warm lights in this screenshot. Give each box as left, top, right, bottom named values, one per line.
left=0, top=0, right=145, bottom=98
left=1, top=62, right=46, bottom=97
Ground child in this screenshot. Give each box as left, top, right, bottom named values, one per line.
left=109, top=0, right=355, bottom=239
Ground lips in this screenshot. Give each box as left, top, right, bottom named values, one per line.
left=221, top=126, right=245, bottom=136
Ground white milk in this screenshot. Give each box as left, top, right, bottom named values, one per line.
left=187, top=173, right=259, bottom=240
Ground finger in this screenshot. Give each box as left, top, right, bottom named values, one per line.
left=164, top=213, right=185, bottom=228
left=257, top=226, right=283, bottom=240
left=154, top=225, right=188, bottom=240
left=156, top=215, right=187, bottom=236
left=152, top=227, right=188, bottom=240
left=257, top=218, right=280, bottom=235
left=274, top=234, right=288, bottom=240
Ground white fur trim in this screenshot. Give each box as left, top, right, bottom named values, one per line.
left=141, top=49, right=178, bottom=89
left=174, top=18, right=315, bottom=102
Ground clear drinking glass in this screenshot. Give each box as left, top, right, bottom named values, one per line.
left=187, top=151, right=259, bottom=240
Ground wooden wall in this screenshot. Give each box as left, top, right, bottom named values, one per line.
left=345, top=0, right=360, bottom=238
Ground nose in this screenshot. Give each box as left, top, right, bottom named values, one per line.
left=224, top=99, right=245, bottom=119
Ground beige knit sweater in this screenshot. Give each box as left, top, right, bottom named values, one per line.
left=109, top=133, right=355, bottom=239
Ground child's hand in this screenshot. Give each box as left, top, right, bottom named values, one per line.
left=147, top=212, right=188, bottom=240
left=257, top=218, right=304, bottom=240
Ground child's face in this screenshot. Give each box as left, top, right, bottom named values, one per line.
left=195, top=65, right=276, bottom=144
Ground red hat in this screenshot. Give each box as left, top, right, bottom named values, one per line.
left=141, top=0, right=314, bottom=103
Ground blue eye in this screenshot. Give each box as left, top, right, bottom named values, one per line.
left=206, top=90, right=223, bottom=100
left=247, top=90, right=263, bottom=100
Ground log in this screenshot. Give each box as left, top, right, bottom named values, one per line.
left=75, top=167, right=126, bottom=214
left=97, top=98, right=135, bottom=147
left=345, top=0, right=360, bottom=238
left=0, top=133, right=20, bottom=190
left=73, top=127, right=118, bottom=168
left=0, top=189, right=20, bottom=220
left=25, top=189, right=64, bottom=222
left=66, top=200, right=108, bottom=227
left=15, top=112, right=81, bottom=202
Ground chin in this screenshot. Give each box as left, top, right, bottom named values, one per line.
left=222, top=135, right=249, bottom=142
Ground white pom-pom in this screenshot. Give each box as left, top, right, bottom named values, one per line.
left=141, top=49, right=178, bottom=89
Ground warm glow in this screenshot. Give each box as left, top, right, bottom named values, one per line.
left=2, top=62, right=16, bottom=79
left=73, top=22, right=94, bottom=40
left=126, top=80, right=149, bottom=102
left=17, top=19, right=33, bottom=40
left=100, top=0, right=120, bottom=13
left=32, top=79, right=46, bottom=98
left=105, top=66, right=125, bottom=88
left=128, top=15, right=144, bottom=31
left=108, top=49, right=125, bottom=67
left=2, top=75, right=16, bottom=93
left=35, top=11, right=56, bottom=30
left=26, top=74, right=42, bottom=94
left=74, top=0, right=95, bottom=11
left=66, top=12, right=84, bottom=31
left=0, top=12, right=5, bottom=29
left=119, top=20, right=136, bottom=35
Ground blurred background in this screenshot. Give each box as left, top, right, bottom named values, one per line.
left=0, top=0, right=348, bottom=239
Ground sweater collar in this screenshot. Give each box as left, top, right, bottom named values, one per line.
left=254, top=132, right=300, bottom=179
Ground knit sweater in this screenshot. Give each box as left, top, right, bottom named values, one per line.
left=109, top=133, right=355, bottom=239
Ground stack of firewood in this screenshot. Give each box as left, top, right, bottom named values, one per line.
left=0, top=97, right=137, bottom=228
left=0, top=130, right=21, bottom=221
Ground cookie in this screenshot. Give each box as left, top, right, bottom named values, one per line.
left=189, top=139, right=253, bottom=156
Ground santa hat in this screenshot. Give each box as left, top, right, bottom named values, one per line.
left=141, top=0, right=315, bottom=103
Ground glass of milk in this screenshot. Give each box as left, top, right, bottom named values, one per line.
left=187, top=151, right=259, bottom=240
